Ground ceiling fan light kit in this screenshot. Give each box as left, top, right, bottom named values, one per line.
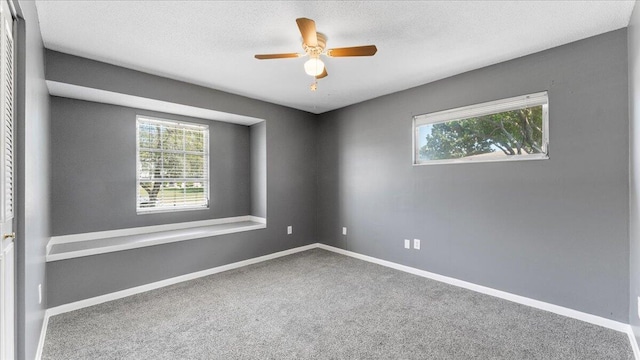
left=304, top=57, right=325, bottom=76
left=255, top=17, right=377, bottom=90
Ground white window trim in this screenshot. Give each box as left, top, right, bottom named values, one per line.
left=136, top=115, right=210, bottom=214
left=412, top=92, right=549, bottom=166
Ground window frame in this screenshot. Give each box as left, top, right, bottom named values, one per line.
left=412, top=92, right=549, bottom=166
left=135, top=115, right=210, bottom=214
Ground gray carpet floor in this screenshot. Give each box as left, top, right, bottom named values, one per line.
left=42, top=248, right=633, bottom=359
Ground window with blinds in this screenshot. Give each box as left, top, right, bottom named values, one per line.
left=136, top=116, right=209, bottom=213
left=413, top=92, right=549, bottom=165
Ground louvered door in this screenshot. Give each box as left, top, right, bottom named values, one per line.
left=0, top=0, right=15, bottom=358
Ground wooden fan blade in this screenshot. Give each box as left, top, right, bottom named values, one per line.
left=327, top=45, right=377, bottom=57
left=254, top=53, right=303, bottom=60
left=296, top=18, right=318, bottom=47
left=316, top=67, right=328, bottom=79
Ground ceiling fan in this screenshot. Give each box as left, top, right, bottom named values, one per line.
left=255, top=18, right=377, bottom=90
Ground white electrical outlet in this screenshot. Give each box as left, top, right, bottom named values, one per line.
left=38, top=284, right=42, bottom=304
left=637, top=296, right=640, bottom=319
left=287, top=226, right=292, bottom=235
left=404, top=239, right=410, bottom=249
left=414, top=239, right=421, bottom=250
left=342, top=227, right=347, bottom=235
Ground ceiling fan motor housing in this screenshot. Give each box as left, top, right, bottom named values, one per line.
left=303, top=32, right=327, bottom=57
left=254, top=18, right=377, bottom=85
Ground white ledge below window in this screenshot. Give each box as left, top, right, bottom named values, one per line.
left=46, top=216, right=267, bottom=262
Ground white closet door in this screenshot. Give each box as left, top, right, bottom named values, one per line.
left=0, top=0, right=15, bottom=358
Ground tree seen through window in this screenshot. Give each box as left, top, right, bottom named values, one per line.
left=417, top=104, right=545, bottom=162
left=137, top=117, right=209, bottom=212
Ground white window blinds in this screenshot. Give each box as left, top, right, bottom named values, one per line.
left=136, top=116, right=209, bottom=213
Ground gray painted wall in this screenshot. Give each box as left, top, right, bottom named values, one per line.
left=15, top=1, right=50, bottom=359
left=46, top=53, right=318, bottom=307
left=318, top=29, right=629, bottom=322
left=50, top=97, right=252, bottom=235
left=251, top=121, right=267, bottom=218
left=44, top=23, right=630, bottom=330
left=629, top=0, right=640, bottom=345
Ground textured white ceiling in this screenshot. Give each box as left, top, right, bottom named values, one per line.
left=35, top=1, right=634, bottom=114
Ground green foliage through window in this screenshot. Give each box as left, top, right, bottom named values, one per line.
left=414, top=93, right=548, bottom=164
left=136, top=116, right=209, bottom=212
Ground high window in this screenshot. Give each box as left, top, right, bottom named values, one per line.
left=136, top=116, right=209, bottom=213
left=413, top=92, right=549, bottom=165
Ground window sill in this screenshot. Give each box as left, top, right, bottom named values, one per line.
left=413, top=153, right=549, bottom=166
left=46, top=216, right=266, bottom=262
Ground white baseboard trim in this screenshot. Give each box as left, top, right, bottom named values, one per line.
left=45, top=243, right=316, bottom=317
left=627, top=326, right=640, bottom=360
left=35, top=310, right=50, bottom=360
left=37, top=244, right=313, bottom=359
left=316, top=244, right=630, bottom=334
left=36, top=242, right=638, bottom=359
